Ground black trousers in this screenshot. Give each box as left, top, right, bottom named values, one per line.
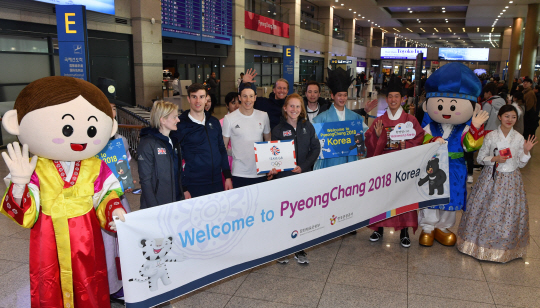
left=232, top=176, right=266, bottom=188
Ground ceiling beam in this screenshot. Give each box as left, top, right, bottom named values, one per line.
left=376, top=0, right=469, bottom=7
left=391, top=12, right=466, bottom=19
left=401, top=22, right=466, bottom=28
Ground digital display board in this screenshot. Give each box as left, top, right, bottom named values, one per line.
left=438, top=48, right=489, bottom=61
left=35, top=0, right=115, bottom=15
left=161, top=0, right=233, bottom=45
left=380, top=48, right=427, bottom=59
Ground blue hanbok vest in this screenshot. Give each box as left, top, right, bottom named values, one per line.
left=429, top=122, right=468, bottom=211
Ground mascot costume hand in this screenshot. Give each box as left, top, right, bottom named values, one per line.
left=418, top=63, right=487, bottom=248
left=0, top=76, right=126, bottom=308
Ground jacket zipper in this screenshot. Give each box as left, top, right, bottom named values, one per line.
left=205, top=124, right=214, bottom=184
left=161, top=139, right=176, bottom=201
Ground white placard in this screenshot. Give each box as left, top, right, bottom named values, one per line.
left=254, top=140, right=297, bottom=174
left=389, top=121, right=417, bottom=141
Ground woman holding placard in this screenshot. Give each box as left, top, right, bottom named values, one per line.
left=270, top=93, right=320, bottom=264
left=457, top=105, right=537, bottom=262
left=270, top=93, right=320, bottom=179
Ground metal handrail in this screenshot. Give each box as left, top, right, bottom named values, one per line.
left=300, top=14, right=324, bottom=34
left=116, top=106, right=150, bottom=160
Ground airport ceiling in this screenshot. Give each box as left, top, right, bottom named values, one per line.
left=306, top=0, right=536, bottom=48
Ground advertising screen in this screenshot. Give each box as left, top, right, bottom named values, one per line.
left=380, top=48, right=427, bottom=59
left=35, top=0, right=115, bottom=15
left=438, top=48, right=489, bottom=61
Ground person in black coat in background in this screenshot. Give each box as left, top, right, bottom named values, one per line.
left=137, top=101, right=184, bottom=209
left=304, top=80, right=331, bottom=122
left=269, top=93, right=320, bottom=265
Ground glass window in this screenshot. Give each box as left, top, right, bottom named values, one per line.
left=0, top=35, right=48, bottom=53
left=262, top=63, right=271, bottom=75
left=0, top=53, right=50, bottom=84
left=0, top=85, right=26, bottom=102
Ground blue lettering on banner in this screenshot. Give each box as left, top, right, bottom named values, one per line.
left=56, top=5, right=89, bottom=80
left=179, top=216, right=256, bottom=247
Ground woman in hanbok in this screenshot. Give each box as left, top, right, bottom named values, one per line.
left=457, top=105, right=537, bottom=262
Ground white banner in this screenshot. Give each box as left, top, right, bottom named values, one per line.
left=117, top=143, right=450, bottom=307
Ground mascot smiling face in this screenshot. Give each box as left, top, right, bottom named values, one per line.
left=2, top=76, right=118, bottom=161
left=423, top=62, right=482, bottom=125
left=424, top=97, right=478, bottom=125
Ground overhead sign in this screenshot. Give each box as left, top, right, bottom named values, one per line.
left=283, top=46, right=294, bottom=94
left=161, top=0, right=233, bottom=45
left=380, top=48, right=427, bottom=60
left=330, top=59, right=353, bottom=64
left=56, top=5, right=89, bottom=81
left=438, top=48, right=489, bottom=61
left=245, top=11, right=290, bottom=38
left=36, top=0, right=115, bottom=15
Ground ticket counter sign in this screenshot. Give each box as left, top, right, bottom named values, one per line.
left=56, top=5, right=90, bottom=80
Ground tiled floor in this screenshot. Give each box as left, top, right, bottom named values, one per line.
left=1, top=95, right=539, bottom=308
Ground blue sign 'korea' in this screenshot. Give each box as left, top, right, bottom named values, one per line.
left=313, top=120, right=366, bottom=158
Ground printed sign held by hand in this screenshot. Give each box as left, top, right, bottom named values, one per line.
left=389, top=121, right=417, bottom=141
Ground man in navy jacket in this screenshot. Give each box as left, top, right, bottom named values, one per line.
left=171, top=83, right=232, bottom=198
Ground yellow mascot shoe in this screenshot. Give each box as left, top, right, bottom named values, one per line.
left=434, top=228, right=457, bottom=246
left=419, top=231, right=434, bottom=247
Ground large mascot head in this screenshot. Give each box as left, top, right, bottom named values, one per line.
left=423, top=62, right=482, bottom=125
left=2, top=76, right=117, bottom=161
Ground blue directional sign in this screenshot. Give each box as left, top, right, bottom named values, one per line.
left=283, top=46, right=294, bottom=95
left=56, top=5, right=89, bottom=80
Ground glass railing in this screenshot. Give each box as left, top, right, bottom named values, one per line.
left=332, top=29, right=345, bottom=41
left=300, top=14, right=324, bottom=35
left=245, top=0, right=289, bottom=23
left=355, top=37, right=365, bottom=46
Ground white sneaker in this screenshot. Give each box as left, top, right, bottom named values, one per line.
left=467, top=175, right=473, bottom=183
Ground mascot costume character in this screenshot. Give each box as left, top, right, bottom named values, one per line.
left=0, top=76, right=127, bottom=308
left=418, top=62, right=489, bottom=247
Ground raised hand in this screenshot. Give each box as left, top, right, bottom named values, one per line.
left=471, top=110, right=489, bottom=129
left=365, top=99, right=378, bottom=113
left=374, top=120, right=383, bottom=137
left=243, top=68, right=257, bottom=83
left=524, top=135, right=538, bottom=155
left=1, top=142, right=37, bottom=185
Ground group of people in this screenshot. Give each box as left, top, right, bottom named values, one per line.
left=0, top=63, right=538, bottom=308
left=137, top=63, right=538, bottom=267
